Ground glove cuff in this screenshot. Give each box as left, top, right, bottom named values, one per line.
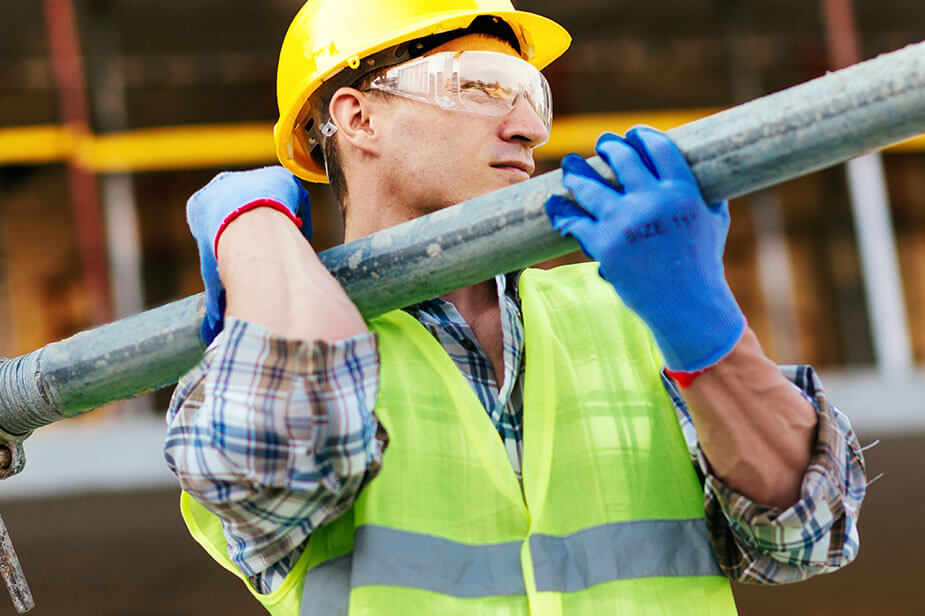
left=654, top=304, right=747, bottom=373
left=213, top=199, right=303, bottom=256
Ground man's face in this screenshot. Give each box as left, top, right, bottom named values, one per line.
left=374, top=34, right=550, bottom=215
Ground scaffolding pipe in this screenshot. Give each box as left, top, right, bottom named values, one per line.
left=0, top=41, right=923, bottom=439
left=87, top=2, right=147, bottom=323
left=42, top=0, right=112, bottom=325
left=722, top=1, right=802, bottom=362
left=821, top=0, right=914, bottom=374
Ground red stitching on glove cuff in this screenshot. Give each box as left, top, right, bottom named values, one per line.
left=665, top=319, right=749, bottom=389
left=664, top=367, right=707, bottom=389
left=213, top=199, right=303, bottom=255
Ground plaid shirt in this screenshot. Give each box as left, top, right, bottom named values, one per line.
left=165, top=273, right=867, bottom=594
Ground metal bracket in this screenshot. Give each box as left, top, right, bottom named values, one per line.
left=0, top=428, right=27, bottom=481
left=0, top=442, right=34, bottom=613
left=0, top=513, right=33, bottom=613
left=0, top=361, right=35, bottom=612
left=0, top=441, right=35, bottom=613
left=0, top=356, right=31, bottom=480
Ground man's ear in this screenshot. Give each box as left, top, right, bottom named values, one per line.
left=328, top=87, right=382, bottom=155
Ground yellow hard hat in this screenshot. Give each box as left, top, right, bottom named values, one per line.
left=274, top=0, right=572, bottom=183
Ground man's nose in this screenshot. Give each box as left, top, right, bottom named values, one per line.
left=501, top=94, right=550, bottom=147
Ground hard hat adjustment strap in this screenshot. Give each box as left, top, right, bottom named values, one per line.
left=300, top=44, right=416, bottom=156
left=320, top=121, right=338, bottom=138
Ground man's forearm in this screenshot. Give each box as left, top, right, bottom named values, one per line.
left=165, top=317, right=383, bottom=579
left=680, top=328, right=817, bottom=509
left=218, top=207, right=368, bottom=342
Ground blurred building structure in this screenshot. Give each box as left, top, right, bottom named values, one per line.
left=0, top=1, right=923, bottom=614
left=1, top=0, right=923, bottom=367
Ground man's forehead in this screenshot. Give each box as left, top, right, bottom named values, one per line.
left=423, top=33, right=521, bottom=59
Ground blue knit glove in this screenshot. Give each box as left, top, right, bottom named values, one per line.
left=186, top=166, right=312, bottom=345
left=545, top=127, right=746, bottom=371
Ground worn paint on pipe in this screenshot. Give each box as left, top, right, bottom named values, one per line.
left=0, top=41, right=922, bottom=438
left=0, top=295, right=204, bottom=434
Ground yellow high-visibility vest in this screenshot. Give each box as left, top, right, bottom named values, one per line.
left=182, top=262, right=737, bottom=615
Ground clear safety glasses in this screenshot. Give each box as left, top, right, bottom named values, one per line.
left=367, top=50, right=553, bottom=145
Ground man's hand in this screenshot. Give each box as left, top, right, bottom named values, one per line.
left=548, top=129, right=817, bottom=508
left=545, top=127, right=746, bottom=372
left=186, top=166, right=312, bottom=344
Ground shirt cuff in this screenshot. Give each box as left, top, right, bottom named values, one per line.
left=703, top=366, right=867, bottom=581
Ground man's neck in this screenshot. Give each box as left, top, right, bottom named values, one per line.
left=341, top=172, right=462, bottom=242
left=343, top=190, right=507, bottom=384
left=441, top=280, right=497, bottom=317
left=343, top=209, right=403, bottom=242
left=341, top=177, right=429, bottom=241
left=442, top=280, right=505, bottom=387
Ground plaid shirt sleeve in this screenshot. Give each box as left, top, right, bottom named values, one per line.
left=164, top=316, right=385, bottom=579
left=663, top=365, right=868, bottom=584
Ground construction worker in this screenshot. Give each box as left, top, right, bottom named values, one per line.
left=165, top=1, right=867, bottom=614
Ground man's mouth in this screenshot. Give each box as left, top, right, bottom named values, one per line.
left=491, top=160, right=535, bottom=178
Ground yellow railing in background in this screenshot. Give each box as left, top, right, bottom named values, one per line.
left=1, top=110, right=923, bottom=172
left=0, top=122, right=275, bottom=171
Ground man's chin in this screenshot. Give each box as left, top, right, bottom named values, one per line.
left=420, top=175, right=531, bottom=213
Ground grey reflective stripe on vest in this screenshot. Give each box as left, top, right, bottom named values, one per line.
left=531, top=518, right=722, bottom=592
left=302, top=519, right=719, bottom=613
left=301, top=525, right=526, bottom=615
left=351, top=525, right=526, bottom=597
left=301, top=553, right=351, bottom=616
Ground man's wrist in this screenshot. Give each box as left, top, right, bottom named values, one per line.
left=213, top=199, right=303, bottom=256
left=218, top=207, right=367, bottom=343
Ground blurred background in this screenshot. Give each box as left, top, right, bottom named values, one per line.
left=0, top=0, right=923, bottom=614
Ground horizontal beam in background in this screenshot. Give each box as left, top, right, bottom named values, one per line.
left=1, top=111, right=923, bottom=173
left=0, top=41, right=922, bottom=442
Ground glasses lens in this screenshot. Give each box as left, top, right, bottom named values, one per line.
left=370, top=51, right=553, bottom=139
left=374, top=61, right=430, bottom=99
left=456, top=52, right=552, bottom=131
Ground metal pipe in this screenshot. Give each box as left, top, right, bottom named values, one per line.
left=86, top=2, right=155, bottom=416
left=821, top=0, right=914, bottom=374
left=0, top=41, right=923, bottom=436
left=86, top=2, right=147, bottom=322
left=42, top=0, right=112, bottom=325
left=721, top=0, right=802, bottom=362
left=0, top=513, right=33, bottom=614
left=843, top=152, right=914, bottom=373
left=822, top=0, right=864, bottom=69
